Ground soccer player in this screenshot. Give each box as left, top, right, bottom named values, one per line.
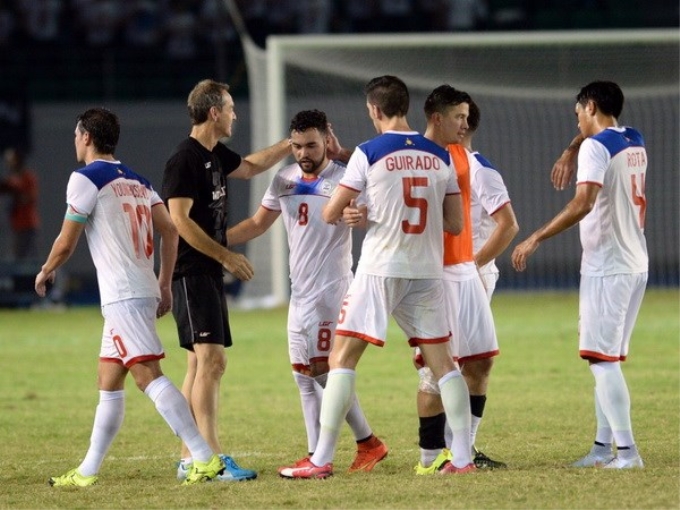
left=280, top=75, right=474, bottom=479
left=227, top=109, right=387, bottom=474
left=161, top=79, right=291, bottom=482
left=468, top=101, right=519, bottom=302
left=35, top=108, right=224, bottom=486
left=413, top=86, right=509, bottom=475
left=512, top=81, right=648, bottom=469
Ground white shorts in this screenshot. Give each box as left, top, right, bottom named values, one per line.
left=578, top=273, right=647, bottom=361
left=336, top=273, right=450, bottom=347
left=288, top=276, right=351, bottom=369
left=100, top=298, right=165, bottom=368
left=443, top=269, right=498, bottom=362
left=479, top=271, right=499, bottom=302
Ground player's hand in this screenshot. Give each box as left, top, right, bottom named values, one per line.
left=35, top=269, right=55, bottom=297
left=475, top=263, right=488, bottom=292
left=157, top=286, right=173, bottom=318
left=511, top=237, right=539, bottom=272
left=551, top=149, right=577, bottom=190
left=221, top=250, right=254, bottom=281
left=342, top=199, right=361, bottom=227
left=326, top=123, right=343, bottom=159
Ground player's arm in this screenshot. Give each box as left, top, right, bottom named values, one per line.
left=229, top=139, right=292, bottom=180
left=152, top=203, right=178, bottom=317
left=443, top=193, right=463, bottom=235
left=551, top=133, right=584, bottom=191
left=474, top=203, right=519, bottom=268
left=227, top=206, right=280, bottom=246
left=35, top=211, right=86, bottom=297
left=167, top=196, right=254, bottom=281
left=511, top=183, right=599, bottom=272
left=323, top=185, right=359, bottom=225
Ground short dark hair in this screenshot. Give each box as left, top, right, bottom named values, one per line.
left=187, top=79, right=230, bottom=125
left=467, top=99, right=481, bottom=133
left=76, top=108, right=120, bottom=155
left=364, top=75, right=409, bottom=118
left=576, top=81, right=624, bottom=118
left=424, top=85, right=472, bottom=119
left=289, top=109, right=328, bottom=135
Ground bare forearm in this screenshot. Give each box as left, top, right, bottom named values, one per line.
left=551, top=133, right=584, bottom=191
left=531, top=201, right=588, bottom=243
left=157, top=234, right=178, bottom=290
left=332, top=147, right=353, bottom=165
left=475, top=206, right=519, bottom=267
left=41, top=237, right=75, bottom=274
left=239, top=139, right=291, bottom=178
left=476, top=227, right=518, bottom=268
left=174, top=216, right=230, bottom=264
left=227, top=219, right=267, bottom=246
left=443, top=195, right=463, bottom=234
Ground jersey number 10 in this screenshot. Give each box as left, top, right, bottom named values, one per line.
left=123, top=203, right=154, bottom=259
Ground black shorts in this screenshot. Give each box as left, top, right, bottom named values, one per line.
left=171, top=274, right=233, bottom=351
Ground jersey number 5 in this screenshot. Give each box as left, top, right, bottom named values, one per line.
left=402, top=177, right=429, bottom=234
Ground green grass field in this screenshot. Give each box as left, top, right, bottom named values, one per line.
left=0, top=289, right=678, bottom=509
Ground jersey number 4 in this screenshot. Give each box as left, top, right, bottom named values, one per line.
left=630, top=173, right=646, bottom=229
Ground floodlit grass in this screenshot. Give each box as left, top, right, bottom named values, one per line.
left=0, top=289, right=678, bottom=509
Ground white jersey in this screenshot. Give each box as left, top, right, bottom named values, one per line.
left=469, top=151, right=512, bottom=276
left=66, top=159, right=162, bottom=306
left=340, top=131, right=459, bottom=279
left=261, top=160, right=353, bottom=298
left=577, top=126, right=648, bottom=276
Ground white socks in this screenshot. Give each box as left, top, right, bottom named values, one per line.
left=439, top=370, right=472, bottom=468
left=316, top=372, right=372, bottom=443
left=311, top=369, right=355, bottom=467
left=145, top=376, right=212, bottom=463
left=293, top=372, right=323, bottom=454
left=78, top=390, right=125, bottom=476
left=590, top=362, right=635, bottom=449
left=593, top=388, right=614, bottom=446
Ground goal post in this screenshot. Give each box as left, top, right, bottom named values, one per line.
left=234, top=24, right=679, bottom=306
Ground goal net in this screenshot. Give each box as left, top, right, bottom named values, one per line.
left=230, top=19, right=679, bottom=307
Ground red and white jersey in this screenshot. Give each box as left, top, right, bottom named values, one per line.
left=66, top=160, right=162, bottom=306
left=470, top=151, right=512, bottom=276
left=341, top=130, right=459, bottom=279
left=262, top=160, right=353, bottom=298
left=577, top=126, right=648, bottom=275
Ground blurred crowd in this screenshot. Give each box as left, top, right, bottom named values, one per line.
left=0, top=0, right=239, bottom=59
left=1, top=0, right=654, bottom=58
left=0, top=0, right=673, bottom=101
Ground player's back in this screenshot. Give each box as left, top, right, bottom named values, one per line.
left=69, top=160, right=161, bottom=304
left=578, top=126, right=648, bottom=275
left=352, top=131, right=454, bottom=279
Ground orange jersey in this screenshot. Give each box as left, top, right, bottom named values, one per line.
left=443, top=144, right=473, bottom=266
